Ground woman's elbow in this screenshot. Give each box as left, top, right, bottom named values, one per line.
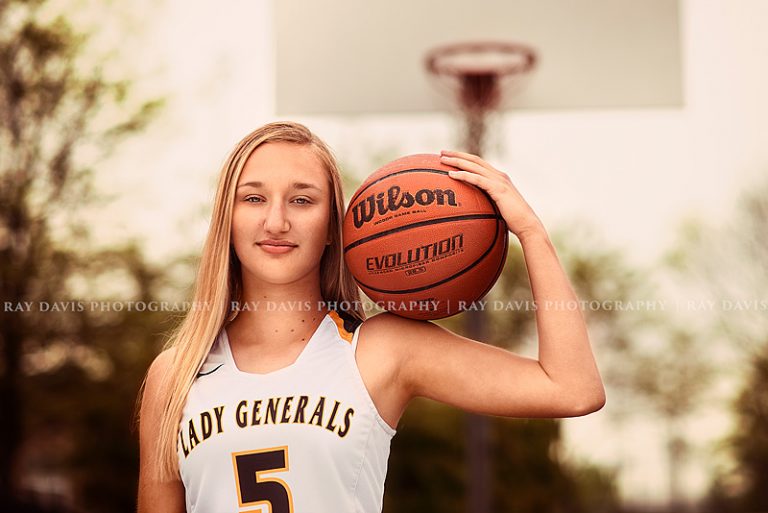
left=568, top=387, right=606, bottom=417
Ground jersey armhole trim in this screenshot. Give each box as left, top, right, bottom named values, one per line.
left=349, top=324, right=397, bottom=437
left=329, top=310, right=355, bottom=343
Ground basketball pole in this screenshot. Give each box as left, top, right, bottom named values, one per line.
left=425, top=42, right=536, bottom=513
left=464, top=98, right=492, bottom=513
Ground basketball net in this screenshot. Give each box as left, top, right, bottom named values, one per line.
left=425, top=41, right=536, bottom=155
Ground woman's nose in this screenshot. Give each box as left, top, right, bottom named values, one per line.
left=264, top=201, right=290, bottom=233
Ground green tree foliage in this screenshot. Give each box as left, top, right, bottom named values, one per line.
left=728, top=348, right=768, bottom=511
left=383, top=400, right=466, bottom=513
left=384, top=400, right=590, bottom=513
left=568, top=222, right=717, bottom=510
left=0, top=1, right=172, bottom=510
left=694, top=177, right=768, bottom=513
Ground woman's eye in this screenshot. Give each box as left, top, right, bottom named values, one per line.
left=293, top=197, right=311, bottom=205
left=244, top=196, right=263, bottom=203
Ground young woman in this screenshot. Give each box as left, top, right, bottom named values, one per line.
left=136, top=121, right=605, bottom=513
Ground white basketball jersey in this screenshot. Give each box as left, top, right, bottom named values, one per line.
left=177, top=310, right=397, bottom=513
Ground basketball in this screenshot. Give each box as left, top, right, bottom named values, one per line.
left=342, top=153, right=508, bottom=320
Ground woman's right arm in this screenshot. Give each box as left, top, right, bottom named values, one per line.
left=137, top=348, right=186, bottom=513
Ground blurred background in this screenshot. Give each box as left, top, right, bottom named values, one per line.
left=1, top=0, right=767, bottom=511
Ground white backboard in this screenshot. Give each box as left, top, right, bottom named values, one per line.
left=274, top=0, right=682, bottom=114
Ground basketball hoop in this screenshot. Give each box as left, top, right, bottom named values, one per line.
left=425, top=41, right=536, bottom=155
left=426, top=41, right=537, bottom=114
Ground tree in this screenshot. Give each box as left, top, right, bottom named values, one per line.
left=562, top=222, right=718, bottom=511
left=727, top=347, right=768, bottom=511
left=0, top=0, right=166, bottom=509
left=684, top=176, right=768, bottom=513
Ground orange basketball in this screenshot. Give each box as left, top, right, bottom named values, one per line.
left=342, top=153, right=508, bottom=320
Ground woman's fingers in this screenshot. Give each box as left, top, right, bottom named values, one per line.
left=440, top=149, right=492, bottom=168
left=440, top=154, right=489, bottom=176
left=440, top=153, right=513, bottom=195
left=438, top=150, right=541, bottom=239
left=445, top=167, right=490, bottom=188
left=440, top=152, right=510, bottom=183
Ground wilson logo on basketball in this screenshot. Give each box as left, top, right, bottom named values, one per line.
left=351, top=185, right=458, bottom=228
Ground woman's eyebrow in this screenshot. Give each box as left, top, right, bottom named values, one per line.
left=293, top=182, right=323, bottom=191
left=237, top=181, right=322, bottom=191
left=237, top=181, right=261, bottom=189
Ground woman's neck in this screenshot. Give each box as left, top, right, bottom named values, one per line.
left=227, top=278, right=329, bottom=347
left=237, top=276, right=326, bottom=312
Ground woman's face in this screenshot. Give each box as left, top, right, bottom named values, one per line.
left=231, top=142, right=332, bottom=290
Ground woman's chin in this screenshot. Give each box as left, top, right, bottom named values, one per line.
left=241, top=265, right=320, bottom=289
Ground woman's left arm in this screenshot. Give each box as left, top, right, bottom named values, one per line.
left=366, top=151, right=605, bottom=420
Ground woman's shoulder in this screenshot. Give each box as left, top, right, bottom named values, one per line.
left=356, top=312, right=455, bottom=362
left=356, top=312, right=432, bottom=352
left=144, top=347, right=178, bottom=398
left=359, top=311, right=427, bottom=333
left=149, top=347, right=177, bottom=374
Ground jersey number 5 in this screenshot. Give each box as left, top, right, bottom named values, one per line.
left=232, top=446, right=294, bottom=512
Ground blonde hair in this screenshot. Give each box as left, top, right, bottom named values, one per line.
left=138, top=121, right=365, bottom=482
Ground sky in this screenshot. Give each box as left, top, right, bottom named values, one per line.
left=82, top=0, right=768, bottom=506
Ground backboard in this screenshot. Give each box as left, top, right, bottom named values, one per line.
left=274, top=0, right=682, bottom=115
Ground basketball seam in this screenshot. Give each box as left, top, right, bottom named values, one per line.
left=474, top=220, right=509, bottom=300
left=348, top=168, right=451, bottom=206
left=343, top=213, right=502, bottom=253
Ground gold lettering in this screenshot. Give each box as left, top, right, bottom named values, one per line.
left=178, top=430, right=190, bottom=457
left=337, top=408, right=355, bottom=438
left=266, top=397, right=282, bottom=424
left=200, top=412, right=212, bottom=439
left=294, top=395, right=309, bottom=424
left=213, top=405, right=225, bottom=433
left=251, top=400, right=262, bottom=425
left=325, top=400, right=341, bottom=432
left=188, top=419, right=200, bottom=449
left=235, top=400, right=248, bottom=428
left=281, top=396, right=294, bottom=423
left=309, top=397, right=326, bottom=427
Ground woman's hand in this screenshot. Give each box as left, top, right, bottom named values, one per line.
left=440, top=150, right=543, bottom=239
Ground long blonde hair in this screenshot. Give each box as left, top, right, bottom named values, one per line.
left=139, top=121, right=365, bottom=482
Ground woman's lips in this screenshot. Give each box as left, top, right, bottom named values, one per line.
left=256, top=240, right=296, bottom=255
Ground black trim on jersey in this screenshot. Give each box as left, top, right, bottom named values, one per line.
left=196, top=363, right=224, bottom=377
left=335, top=309, right=363, bottom=334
